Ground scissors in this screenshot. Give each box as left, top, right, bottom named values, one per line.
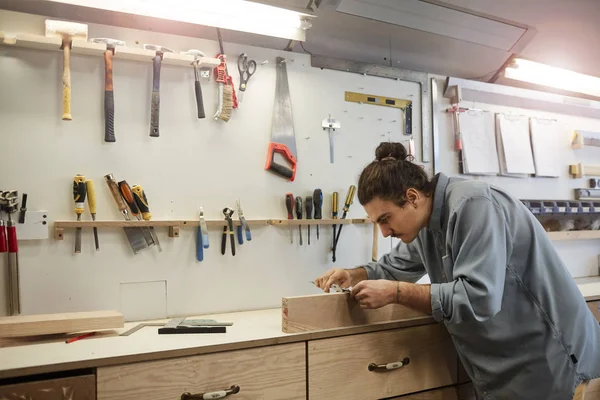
left=237, top=53, right=257, bottom=102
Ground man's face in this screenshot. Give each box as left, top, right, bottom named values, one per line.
left=364, top=196, right=425, bottom=243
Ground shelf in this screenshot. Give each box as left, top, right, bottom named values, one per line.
left=1, top=33, right=220, bottom=68
left=569, top=163, right=600, bottom=178
left=547, top=230, right=600, bottom=241
left=53, top=218, right=372, bottom=240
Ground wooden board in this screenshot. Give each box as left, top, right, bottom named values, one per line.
left=388, top=387, right=458, bottom=399
left=282, top=292, right=428, bottom=333
left=0, top=374, right=96, bottom=400
left=97, top=343, right=306, bottom=400
left=0, top=310, right=124, bottom=338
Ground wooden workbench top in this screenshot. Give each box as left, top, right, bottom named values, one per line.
left=1, top=278, right=599, bottom=380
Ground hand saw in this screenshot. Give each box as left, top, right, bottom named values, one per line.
left=265, top=57, right=297, bottom=181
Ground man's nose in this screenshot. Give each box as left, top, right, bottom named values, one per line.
left=380, top=224, right=392, bottom=238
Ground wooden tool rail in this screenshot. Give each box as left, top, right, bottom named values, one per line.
left=53, top=218, right=371, bottom=240
left=0, top=32, right=221, bottom=68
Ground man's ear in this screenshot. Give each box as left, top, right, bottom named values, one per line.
left=406, top=188, right=419, bottom=207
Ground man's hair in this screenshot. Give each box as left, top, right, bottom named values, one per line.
left=357, top=142, right=435, bottom=207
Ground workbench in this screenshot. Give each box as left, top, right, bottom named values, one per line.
left=1, top=277, right=599, bottom=400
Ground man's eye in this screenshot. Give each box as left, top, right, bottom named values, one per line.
left=380, top=219, right=388, bottom=224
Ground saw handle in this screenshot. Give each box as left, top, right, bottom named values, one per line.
left=150, top=55, right=161, bottom=137
left=62, top=42, right=72, bottom=121
left=265, top=143, right=297, bottom=181
left=104, top=49, right=116, bottom=142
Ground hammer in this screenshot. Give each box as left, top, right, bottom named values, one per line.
left=143, top=44, right=174, bottom=137
left=90, top=38, right=125, bottom=142
left=184, top=49, right=206, bottom=119
left=45, top=19, right=89, bottom=121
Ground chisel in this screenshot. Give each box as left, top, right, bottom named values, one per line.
left=331, top=192, right=338, bottom=262
left=118, top=180, right=155, bottom=248
left=197, top=207, right=209, bottom=262
left=295, top=196, right=303, bottom=246
left=333, top=185, right=356, bottom=260
left=285, top=193, right=294, bottom=244
left=73, top=175, right=86, bottom=253
left=313, top=189, right=322, bottom=241
left=305, top=196, right=313, bottom=245
left=85, top=179, right=99, bottom=250
left=132, top=185, right=162, bottom=252
left=104, top=173, right=148, bottom=254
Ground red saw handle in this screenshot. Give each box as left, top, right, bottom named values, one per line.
left=265, top=142, right=297, bottom=181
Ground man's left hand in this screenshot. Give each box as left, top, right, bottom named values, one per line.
left=351, top=280, right=397, bottom=309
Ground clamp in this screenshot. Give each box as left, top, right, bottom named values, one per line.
left=236, top=200, right=252, bottom=245
left=221, top=207, right=236, bottom=256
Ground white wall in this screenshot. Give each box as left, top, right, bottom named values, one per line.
left=1, top=9, right=597, bottom=321
left=0, top=10, right=422, bottom=320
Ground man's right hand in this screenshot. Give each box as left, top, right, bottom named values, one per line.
left=314, top=267, right=367, bottom=293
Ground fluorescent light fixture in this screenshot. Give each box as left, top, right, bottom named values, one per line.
left=41, top=0, right=314, bottom=41
left=336, top=0, right=531, bottom=51
left=504, top=58, right=600, bottom=99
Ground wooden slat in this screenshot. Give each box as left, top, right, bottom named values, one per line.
left=0, top=310, right=124, bottom=338
left=388, top=387, right=458, bottom=399
left=282, top=292, right=429, bottom=333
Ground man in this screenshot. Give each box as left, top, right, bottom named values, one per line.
left=314, top=142, right=600, bottom=400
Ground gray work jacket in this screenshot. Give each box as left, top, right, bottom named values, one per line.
left=364, top=173, right=600, bottom=400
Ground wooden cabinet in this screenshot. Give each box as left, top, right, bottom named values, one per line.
left=307, top=324, right=457, bottom=400
left=587, top=301, right=600, bottom=323
left=97, top=343, right=305, bottom=400
left=0, top=374, right=95, bottom=400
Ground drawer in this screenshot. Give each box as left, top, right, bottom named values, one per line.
left=588, top=301, right=600, bottom=323
left=97, top=343, right=305, bottom=400
left=308, top=324, right=457, bottom=399
left=0, top=374, right=95, bottom=400
left=388, top=387, right=458, bottom=399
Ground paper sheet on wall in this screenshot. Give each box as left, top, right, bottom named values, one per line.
left=529, top=118, right=563, bottom=177
left=459, top=110, right=499, bottom=175
left=495, top=113, right=536, bottom=177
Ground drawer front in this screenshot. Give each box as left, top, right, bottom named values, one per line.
left=308, top=324, right=457, bottom=399
left=388, top=387, right=458, bottom=399
left=588, top=301, right=600, bottom=323
left=97, top=343, right=305, bottom=400
left=0, top=374, right=95, bottom=400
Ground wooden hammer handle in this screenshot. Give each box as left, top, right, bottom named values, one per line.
left=104, top=50, right=115, bottom=142
left=62, top=42, right=72, bottom=121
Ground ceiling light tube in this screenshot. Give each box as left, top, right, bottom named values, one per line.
left=41, top=0, right=314, bottom=41
left=504, top=58, right=600, bottom=98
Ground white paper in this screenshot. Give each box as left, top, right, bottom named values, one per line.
left=530, top=118, right=563, bottom=177
left=459, top=110, right=499, bottom=175
left=496, top=113, right=536, bottom=176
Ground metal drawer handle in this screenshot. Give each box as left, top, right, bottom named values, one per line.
left=181, top=385, right=240, bottom=400
left=368, top=357, right=410, bottom=372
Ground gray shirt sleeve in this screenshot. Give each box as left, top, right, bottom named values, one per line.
left=430, top=196, right=510, bottom=324
left=362, top=240, right=427, bottom=283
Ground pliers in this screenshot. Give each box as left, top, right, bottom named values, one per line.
left=236, top=199, right=252, bottom=245
left=221, top=207, right=236, bottom=256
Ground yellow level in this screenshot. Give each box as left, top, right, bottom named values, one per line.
left=344, top=91, right=411, bottom=109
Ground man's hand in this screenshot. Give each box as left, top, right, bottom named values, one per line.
left=351, top=280, right=397, bottom=309
left=314, top=268, right=352, bottom=293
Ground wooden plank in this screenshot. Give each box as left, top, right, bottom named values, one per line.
left=0, top=310, right=124, bottom=338
left=388, top=387, right=458, bottom=399
left=282, top=292, right=429, bottom=333
left=0, top=374, right=96, bottom=400
left=308, top=324, right=457, bottom=399
left=97, top=343, right=306, bottom=400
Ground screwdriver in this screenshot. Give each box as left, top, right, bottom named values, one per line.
left=285, top=193, right=294, bottom=244
left=313, top=189, right=322, bottom=241
left=132, top=185, right=162, bottom=252
left=305, top=196, right=313, bottom=245
left=331, top=191, right=338, bottom=262
left=85, top=179, right=99, bottom=251
left=73, top=175, right=87, bottom=253
left=334, top=185, right=356, bottom=248
left=295, top=196, right=303, bottom=246
left=118, top=180, right=155, bottom=249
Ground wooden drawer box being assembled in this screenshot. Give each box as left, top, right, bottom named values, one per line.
left=308, top=324, right=458, bottom=400
left=97, top=343, right=306, bottom=400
